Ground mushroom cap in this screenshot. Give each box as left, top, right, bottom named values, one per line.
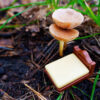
left=52, top=8, right=84, bottom=29
left=49, top=24, right=79, bottom=42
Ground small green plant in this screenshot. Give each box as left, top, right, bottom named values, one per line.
left=46, top=0, right=100, bottom=27
left=77, top=0, right=100, bottom=26
left=46, top=0, right=77, bottom=16
left=46, top=0, right=60, bottom=9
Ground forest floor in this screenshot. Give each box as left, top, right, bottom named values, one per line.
left=0, top=0, right=100, bottom=100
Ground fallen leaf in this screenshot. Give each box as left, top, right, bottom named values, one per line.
left=0, top=39, right=13, bottom=48
left=0, top=0, right=14, bottom=8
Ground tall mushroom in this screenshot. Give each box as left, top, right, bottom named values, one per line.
left=49, top=8, right=84, bottom=56
left=49, top=24, right=79, bottom=56
left=52, top=8, right=84, bottom=29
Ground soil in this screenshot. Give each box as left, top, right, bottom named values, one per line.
left=0, top=0, right=100, bottom=100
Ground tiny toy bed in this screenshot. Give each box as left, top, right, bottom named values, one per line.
left=45, top=46, right=96, bottom=92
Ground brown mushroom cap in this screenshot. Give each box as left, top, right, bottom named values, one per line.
left=49, top=24, right=79, bottom=42
left=52, top=8, right=84, bottom=29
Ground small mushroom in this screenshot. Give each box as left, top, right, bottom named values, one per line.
left=49, top=24, right=79, bottom=56
left=52, top=8, right=84, bottom=29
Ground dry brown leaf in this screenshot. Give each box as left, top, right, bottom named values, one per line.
left=0, top=0, right=14, bottom=8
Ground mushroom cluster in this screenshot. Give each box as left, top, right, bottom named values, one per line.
left=49, top=8, right=84, bottom=56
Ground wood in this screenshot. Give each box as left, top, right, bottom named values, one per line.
left=45, top=45, right=96, bottom=92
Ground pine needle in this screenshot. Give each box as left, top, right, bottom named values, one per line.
left=24, top=83, right=47, bottom=100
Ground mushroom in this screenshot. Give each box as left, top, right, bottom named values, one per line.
left=52, top=8, right=84, bottom=29
left=49, top=24, right=79, bottom=56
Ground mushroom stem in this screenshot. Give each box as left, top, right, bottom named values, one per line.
left=59, top=40, right=64, bottom=56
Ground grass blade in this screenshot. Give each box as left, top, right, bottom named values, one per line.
left=78, top=0, right=100, bottom=26
left=56, top=92, right=63, bottom=100
left=72, top=86, right=90, bottom=97
left=63, top=0, right=76, bottom=8
left=46, top=0, right=52, bottom=8
left=0, top=6, right=31, bottom=30
left=69, top=89, right=76, bottom=100
left=10, top=0, right=18, bottom=6
left=52, top=0, right=56, bottom=9
left=55, top=0, right=60, bottom=8
left=75, top=33, right=100, bottom=40
left=84, top=0, right=97, bottom=22
left=46, top=9, right=54, bottom=16
left=3, top=24, right=26, bottom=29
left=90, top=70, right=100, bottom=100
left=78, top=0, right=88, bottom=11
left=97, top=0, right=100, bottom=17
left=57, top=0, right=60, bottom=5
left=0, top=1, right=47, bottom=11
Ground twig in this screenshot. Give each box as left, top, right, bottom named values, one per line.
left=31, top=50, right=40, bottom=68
left=42, top=42, right=57, bottom=65
left=24, top=83, right=47, bottom=100
left=0, top=89, right=15, bottom=100
left=38, top=39, right=55, bottom=64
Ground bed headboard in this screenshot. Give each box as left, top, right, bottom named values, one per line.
left=74, top=46, right=96, bottom=75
